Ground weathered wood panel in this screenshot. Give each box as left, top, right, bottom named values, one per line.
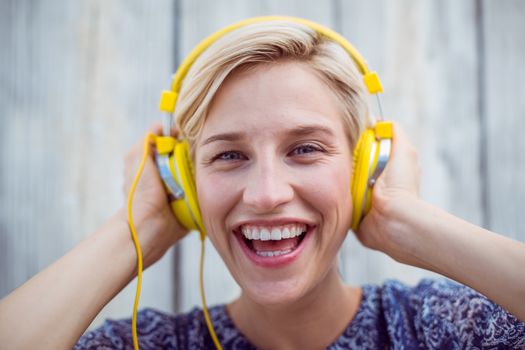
left=482, top=0, right=525, bottom=240
left=0, top=0, right=176, bottom=328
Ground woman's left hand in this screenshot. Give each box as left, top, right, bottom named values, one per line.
left=354, top=123, right=525, bottom=322
left=353, top=122, right=422, bottom=264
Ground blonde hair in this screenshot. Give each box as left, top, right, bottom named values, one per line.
left=174, top=21, right=371, bottom=150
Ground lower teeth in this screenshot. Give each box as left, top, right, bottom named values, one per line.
left=256, top=249, right=292, bottom=257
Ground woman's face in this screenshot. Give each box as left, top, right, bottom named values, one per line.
left=194, top=61, right=353, bottom=305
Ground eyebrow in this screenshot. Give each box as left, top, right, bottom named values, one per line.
left=200, top=132, right=244, bottom=146
left=200, top=124, right=336, bottom=147
left=290, top=124, right=335, bottom=138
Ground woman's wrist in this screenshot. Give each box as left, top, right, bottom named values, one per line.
left=103, top=209, right=142, bottom=282
left=115, top=205, right=184, bottom=268
left=373, top=195, right=442, bottom=271
left=378, top=195, right=483, bottom=278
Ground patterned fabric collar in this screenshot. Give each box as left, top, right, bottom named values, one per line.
left=207, top=285, right=384, bottom=349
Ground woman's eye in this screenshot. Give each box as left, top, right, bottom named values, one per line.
left=291, top=144, right=323, bottom=156
left=213, top=151, right=245, bottom=161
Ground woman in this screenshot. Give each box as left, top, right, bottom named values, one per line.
left=1, top=19, right=524, bottom=349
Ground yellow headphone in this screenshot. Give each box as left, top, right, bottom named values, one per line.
left=155, top=15, right=393, bottom=234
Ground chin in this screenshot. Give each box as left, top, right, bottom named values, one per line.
left=241, top=277, right=310, bottom=306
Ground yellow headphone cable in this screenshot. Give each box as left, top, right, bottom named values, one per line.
left=126, top=132, right=223, bottom=350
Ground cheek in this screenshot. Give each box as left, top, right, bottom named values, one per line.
left=196, top=171, right=239, bottom=234
left=313, top=164, right=352, bottom=255
left=300, top=162, right=353, bottom=220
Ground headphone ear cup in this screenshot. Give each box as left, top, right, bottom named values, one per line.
left=168, top=140, right=205, bottom=236
left=350, top=129, right=377, bottom=230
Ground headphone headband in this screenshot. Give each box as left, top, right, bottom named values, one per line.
left=159, top=16, right=383, bottom=114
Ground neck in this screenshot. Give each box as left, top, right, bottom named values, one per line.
left=227, top=265, right=362, bottom=350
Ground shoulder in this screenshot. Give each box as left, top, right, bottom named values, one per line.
left=380, top=278, right=525, bottom=349
left=75, top=305, right=228, bottom=350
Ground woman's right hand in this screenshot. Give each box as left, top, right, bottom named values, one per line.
left=0, top=123, right=189, bottom=349
left=121, top=123, right=189, bottom=268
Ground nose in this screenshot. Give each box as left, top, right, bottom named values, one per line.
left=242, top=155, right=294, bottom=213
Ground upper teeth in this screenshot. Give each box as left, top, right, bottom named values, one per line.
left=241, top=224, right=307, bottom=241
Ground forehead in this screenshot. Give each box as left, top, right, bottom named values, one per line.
left=198, top=61, right=347, bottom=143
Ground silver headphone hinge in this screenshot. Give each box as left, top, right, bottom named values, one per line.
left=156, top=154, right=185, bottom=200
left=368, top=139, right=391, bottom=187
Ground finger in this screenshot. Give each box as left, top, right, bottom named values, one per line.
left=382, top=122, right=420, bottom=195
left=148, top=122, right=180, bottom=137
left=389, top=123, right=418, bottom=165
left=123, top=147, right=160, bottom=196
left=122, top=123, right=180, bottom=199
left=149, top=122, right=164, bottom=135
left=123, top=135, right=155, bottom=187
left=391, top=122, right=410, bottom=155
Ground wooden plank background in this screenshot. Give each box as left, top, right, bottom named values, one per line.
left=1, top=0, right=523, bottom=329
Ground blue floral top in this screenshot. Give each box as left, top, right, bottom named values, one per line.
left=75, top=279, right=525, bottom=349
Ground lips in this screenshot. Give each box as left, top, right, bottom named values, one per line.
left=233, top=222, right=313, bottom=268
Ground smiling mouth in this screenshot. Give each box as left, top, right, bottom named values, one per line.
left=237, top=223, right=310, bottom=257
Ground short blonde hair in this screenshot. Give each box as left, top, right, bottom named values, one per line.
left=174, top=21, right=371, bottom=150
